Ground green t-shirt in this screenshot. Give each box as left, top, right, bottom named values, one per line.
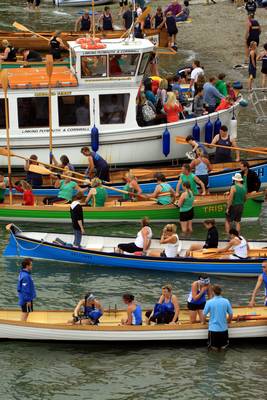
left=0, top=178, right=8, bottom=201
left=233, top=184, right=246, bottom=206
left=180, top=173, right=199, bottom=195
left=58, top=180, right=77, bottom=202
left=215, top=80, right=228, bottom=97
left=122, top=183, right=137, bottom=201
left=180, top=191, right=194, bottom=212
left=88, top=186, right=107, bottom=207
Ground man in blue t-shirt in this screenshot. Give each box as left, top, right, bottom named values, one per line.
left=17, top=258, right=36, bottom=322
left=203, top=285, right=233, bottom=350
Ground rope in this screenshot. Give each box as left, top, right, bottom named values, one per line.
left=11, top=230, right=45, bottom=252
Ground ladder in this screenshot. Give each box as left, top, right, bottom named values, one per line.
left=249, top=88, right=267, bottom=123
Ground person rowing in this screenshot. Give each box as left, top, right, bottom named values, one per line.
left=187, top=275, right=213, bottom=323
left=217, top=228, right=249, bottom=259
left=51, top=154, right=75, bottom=173
left=148, top=173, right=175, bottom=205
left=175, top=164, right=206, bottom=196
left=43, top=171, right=83, bottom=205
left=49, top=31, right=68, bottom=60
left=24, top=154, right=43, bottom=188
left=145, top=284, right=180, bottom=325
left=121, top=294, right=143, bottom=325
left=117, top=217, right=152, bottom=255
left=249, top=260, right=267, bottom=307
left=186, top=219, right=219, bottom=256
left=85, top=177, right=107, bottom=207
left=70, top=292, right=103, bottom=325
left=75, top=10, right=91, bottom=32
left=190, top=148, right=211, bottom=192
left=122, top=172, right=142, bottom=201
left=0, top=40, right=17, bottom=62
left=19, top=48, right=42, bottom=62
left=148, top=223, right=180, bottom=258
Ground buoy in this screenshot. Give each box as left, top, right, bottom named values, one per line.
left=214, top=116, right=221, bottom=136
left=239, top=99, right=248, bottom=107
left=162, top=127, right=170, bottom=157
left=205, top=118, right=213, bottom=143
left=230, top=114, right=237, bottom=139
left=91, top=124, right=99, bottom=152
left=192, top=121, right=200, bottom=142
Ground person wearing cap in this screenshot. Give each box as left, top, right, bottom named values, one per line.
left=217, top=228, right=249, bottom=260
left=75, top=11, right=91, bottom=32
left=85, top=177, right=107, bottom=207
left=187, top=275, right=213, bottom=323
left=203, top=285, right=233, bottom=351
left=249, top=260, right=267, bottom=307
left=211, top=125, right=240, bottom=164
left=81, top=146, right=110, bottom=182
left=49, top=31, right=68, bottom=60
left=225, top=172, right=247, bottom=234
left=186, top=219, right=218, bottom=256
left=71, top=292, right=103, bottom=325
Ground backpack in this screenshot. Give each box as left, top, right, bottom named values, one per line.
left=142, top=101, right=156, bottom=122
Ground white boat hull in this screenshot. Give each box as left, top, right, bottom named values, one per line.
left=54, top=0, right=117, bottom=6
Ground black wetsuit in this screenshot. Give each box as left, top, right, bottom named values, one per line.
left=50, top=36, right=61, bottom=60
left=80, top=16, right=91, bottom=31
left=103, top=13, right=113, bottom=30
left=5, top=46, right=17, bottom=62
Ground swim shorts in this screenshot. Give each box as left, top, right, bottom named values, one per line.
left=208, top=330, right=229, bottom=349
left=21, top=301, right=33, bottom=313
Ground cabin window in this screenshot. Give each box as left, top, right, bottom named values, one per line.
left=99, top=94, right=130, bottom=124
left=81, top=55, right=107, bottom=78
left=138, top=52, right=152, bottom=75
left=17, top=97, right=49, bottom=128
left=0, top=99, right=8, bottom=129
left=109, top=54, right=140, bottom=77
left=58, top=95, right=90, bottom=126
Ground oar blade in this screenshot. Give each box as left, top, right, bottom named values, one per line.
left=46, top=55, right=54, bottom=79
left=0, top=147, right=15, bottom=157
left=175, top=136, right=187, bottom=144
left=29, top=164, right=52, bottom=175
left=12, top=21, right=29, bottom=32
left=0, top=70, right=9, bottom=93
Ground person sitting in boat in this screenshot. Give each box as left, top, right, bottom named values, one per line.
left=19, top=48, right=42, bottom=62
left=51, top=154, right=75, bottom=173
left=148, top=173, right=175, bottom=205
left=43, top=171, right=83, bottom=205
left=217, top=228, right=249, bottom=260
left=175, top=164, right=206, bottom=196
left=190, top=148, right=211, bottom=192
left=85, top=177, right=107, bottom=207
left=0, top=171, right=9, bottom=204
left=136, top=93, right=157, bottom=127
left=186, top=219, right=218, bottom=256
left=225, top=172, right=247, bottom=234
left=211, top=125, right=240, bottom=164
left=187, top=275, right=213, bottom=323
left=121, top=293, right=143, bottom=326
left=177, top=181, right=194, bottom=234
left=185, top=135, right=208, bottom=157
left=24, top=155, right=43, bottom=188
left=215, top=96, right=234, bottom=112
left=49, top=31, right=68, bottom=60
left=81, top=146, right=110, bottom=182
left=98, top=6, right=113, bottom=31
left=75, top=11, right=91, bottom=32
left=148, top=223, right=180, bottom=258
left=249, top=260, right=267, bottom=307
left=71, top=293, right=103, bottom=325
left=117, top=217, right=152, bottom=254
left=0, top=40, right=17, bottom=62
left=13, top=180, right=35, bottom=206
left=240, top=160, right=261, bottom=193
left=122, top=172, right=142, bottom=201
left=145, top=284, right=180, bottom=325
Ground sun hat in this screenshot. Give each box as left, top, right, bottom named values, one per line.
left=232, top=173, right=243, bottom=182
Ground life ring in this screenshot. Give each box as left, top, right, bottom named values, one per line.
left=76, top=37, right=102, bottom=45
left=80, top=42, right=106, bottom=50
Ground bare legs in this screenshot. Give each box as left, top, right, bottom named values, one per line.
left=180, top=220, right=193, bottom=234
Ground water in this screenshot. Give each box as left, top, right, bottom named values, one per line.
left=0, top=1, right=267, bottom=398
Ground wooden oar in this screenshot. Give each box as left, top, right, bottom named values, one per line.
left=12, top=21, right=50, bottom=42
left=1, top=70, right=12, bottom=205
left=176, top=136, right=267, bottom=156
left=46, top=55, right=53, bottom=166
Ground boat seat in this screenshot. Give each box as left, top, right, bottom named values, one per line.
left=85, top=237, right=104, bottom=251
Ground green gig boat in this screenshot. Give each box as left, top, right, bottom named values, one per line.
left=0, top=193, right=263, bottom=223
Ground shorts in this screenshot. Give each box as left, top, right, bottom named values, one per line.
left=197, top=174, right=209, bottom=189
left=118, top=242, right=142, bottom=253
left=21, top=301, right=33, bottom=313
left=119, top=0, right=128, bottom=6
left=226, top=204, right=244, bottom=223
left=180, top=208, right=194, bottom=222
left=167, top=29, right=178, bottom=37
left=145, top=309, right=177, bottom=324
left=261, top=68, right=267, bottom=75
left=0, top=198, right=4, bottom=204
left=208, top=330, right=229, bottom=349
left=27, top=0, right=34, bottom=3
left=249, top=65, right=256, bottom=79
left=187, top=301, right=206, bottom=311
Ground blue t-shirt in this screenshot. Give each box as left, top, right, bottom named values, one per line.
left=203, top=295, right=233, bottom=332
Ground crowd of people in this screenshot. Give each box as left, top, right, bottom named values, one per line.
left=17, top=257, right=267, bottom=350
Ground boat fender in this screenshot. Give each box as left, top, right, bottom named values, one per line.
left=162, top=127, right=170, bottom=157
left=230, top=116, right=237, bottom=139
left=192, top=121, right=200, bottom=142
left=204, top=118, right=213, bottom=143
left=91, top=124, right=99, bottom=152
left=239, top=99, right=248, bottom=107
left=213, top=116, right=221, bottom=136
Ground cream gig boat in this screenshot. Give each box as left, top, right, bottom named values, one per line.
left=0, top=37, right=240, bottom=168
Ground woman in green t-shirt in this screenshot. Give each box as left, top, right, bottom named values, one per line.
left=43, top=172, right=83, bottom=205
left=177, top=181, right=195, bottom=233
left=85, top=177, right=107, bottom=207
left=175, top=164, right=206, bottom=196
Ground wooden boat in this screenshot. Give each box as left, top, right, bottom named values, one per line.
left=0, top=192, right=264, bottom=223
left=0, top=37, right=240, bottom=168
left=4, top=224, right=267, bottom=276
left=0, top=307, right=266, bottom=341
left=54, top=0, right=117, bottom=7
left=0, top=58, right=69, bottom=70
left=15, top=159, right=267, bottom=197
left=0, top=28, right=167, bottom=51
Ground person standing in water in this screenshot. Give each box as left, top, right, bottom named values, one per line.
left=187, top=275, right=213, bottom=323
left=245, top=14, right=261, bottom=64
left=225, top=173, right=247, bottom=234
left=257, top=42, right=267, bottom=88
left=98, top=7, right=113, bottom=31
left=249, top=260, right=267, bottom=306
left=75, top=11, right=91, bottom=32
left=248, top=41, right=257, bottom=91
left=17, top=258, right=36, bottom=322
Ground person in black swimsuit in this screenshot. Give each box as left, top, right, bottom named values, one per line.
left=75, top=11, right=91, bottom=32
left=0, top=40, right=17, bottom=62
left=211, top=125, right=240, bottom=163
left=245, top=14, right=261, bottom=63
left=257, top=42, right=267, bottom=87
left=248, top=41, right=257, bottom=90
left=20, top=48, right=42, bottom=62
left=151, top=6, right=164, bottom=29
left=165, top=11, right=178, bottom=49
left=49, top=31, right=68, bottom=60
left=98, top=7, right=113, bottom=31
